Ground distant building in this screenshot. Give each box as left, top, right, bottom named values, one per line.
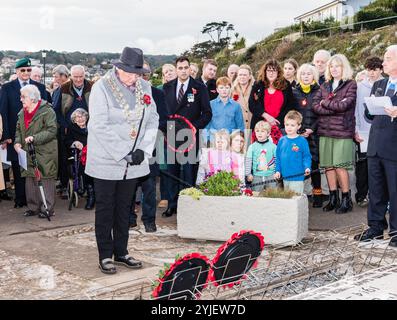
left=294, top=0, right=373, bottom=24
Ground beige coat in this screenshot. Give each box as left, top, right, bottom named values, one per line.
left=0, top=115, right=5, bottom=190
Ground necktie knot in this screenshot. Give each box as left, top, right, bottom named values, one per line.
left=22, top=82, right=28, bottom=87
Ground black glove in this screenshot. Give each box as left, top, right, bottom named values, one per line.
left=124, top=149, right=144, bottom=165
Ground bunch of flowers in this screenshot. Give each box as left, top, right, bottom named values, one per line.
left=198, top=171, right=241, bottom=197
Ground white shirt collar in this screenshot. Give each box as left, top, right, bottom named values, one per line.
left=176, top=78, right=190, bottom=95
left=18, top=78, right=30, bottom=87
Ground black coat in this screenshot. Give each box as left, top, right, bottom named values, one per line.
left=292, top=83, right=321, bottom=162
left=64, top=123, right=88, bottom=149
left=249, top=80, right=296, bottom=130
left=0, top=79, right=48, bottom=161
left=196, top=77, right=218, bottom=101
left=366, top=78, right=397, bottom=161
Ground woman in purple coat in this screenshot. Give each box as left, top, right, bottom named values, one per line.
left=313, top=54, right=357, bottom=214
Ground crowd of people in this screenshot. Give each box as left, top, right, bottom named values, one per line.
left=0, top=44, right=397, bottom=274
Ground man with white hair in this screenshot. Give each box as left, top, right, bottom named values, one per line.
left=355, top=45, right=397, bottom=247
left=227, top=64, right=239, bottom=83
left=313, top=49, right=331, bottom=85
left=53, top=65, right=93, bottom=199
left=30, top=67, right=43, bottom=83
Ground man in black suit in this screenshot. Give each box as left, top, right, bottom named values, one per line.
left=197, top=59, right=218, bottom=101
left=0, top=58, right=48, bottom=208
left=162, top=56, right=212, bottom=217
left=355, top=45, right=397, bottom=247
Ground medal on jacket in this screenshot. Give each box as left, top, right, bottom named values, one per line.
left=301, top=98, right=307, bottom=107
left=130, top=128, right=137, bottom=139
left=187, top=93, right=194, bottom=103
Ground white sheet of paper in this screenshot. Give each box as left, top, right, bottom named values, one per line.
left=0, top=147, right=11, bottom=165
left=18, top=149, right=28, bottom=170
left=364, top=96, right=393, bottom=115
left=358, top=130, right=369, bottom=153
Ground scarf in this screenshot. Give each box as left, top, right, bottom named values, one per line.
left=24, top=100, right=41, bottom=129
left=300, top=82, right=315, bottom=94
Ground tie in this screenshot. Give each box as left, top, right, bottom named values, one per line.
left=386, top=83, right=396, bottom=97
left=22, top=82, right=28, bottom=87
left=177, top=83, right=184, bottom=104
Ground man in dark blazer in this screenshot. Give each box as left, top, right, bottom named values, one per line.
left=129, top=62, right=170, bottom=232
left=162, top=56, right=212, bottom=217
left=197, top=59, right=218, bottom=101
left=355, top=45, right=397, bottom=247
left=0, top=58, right=48, bottom=208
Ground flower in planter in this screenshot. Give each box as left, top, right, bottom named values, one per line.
left=241, top=188, right=253, bottom=197
left=179, top=187, right=205, bottom=200
left=199, top=171, right=241, bottom=197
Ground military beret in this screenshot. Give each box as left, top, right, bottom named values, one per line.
left=15, top=57, right=32, bottom=69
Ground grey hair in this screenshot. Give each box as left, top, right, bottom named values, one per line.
left=31, top=66, right=43, bottom=76
left=20, top=84, right=41, bottom=103
left=313, top=49, right=331, bottom=63
left=53, top=64, right=70, bottom=76
left=71, top=65, right=85, bottom=75
left=70, top=108, right=89, bottom=123
left=386, top=45, right=397, bottom=55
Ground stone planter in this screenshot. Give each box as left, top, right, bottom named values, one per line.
left=177, top=195, right=308, bottom=245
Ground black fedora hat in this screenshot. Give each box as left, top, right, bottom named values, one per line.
left=113, top=47, right=149, bottom=74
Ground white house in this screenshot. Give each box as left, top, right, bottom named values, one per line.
left=294, top=0, right=373, bottom=24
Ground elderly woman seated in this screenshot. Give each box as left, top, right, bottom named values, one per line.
left=14, top=85, right=58, bottom=218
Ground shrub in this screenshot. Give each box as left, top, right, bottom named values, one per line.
left=198, top=171, right=241, bottom=197
left=258, top=188, right=298, bottom=199
left=355, top=7, right=397, bottom=31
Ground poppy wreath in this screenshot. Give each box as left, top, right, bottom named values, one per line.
left=208, top=230, right=265, bottom=288
left=143, top=94, right=151, bottom=105
left=80, top=145, right=87, bottom=166
left=151, top=253, right=211, bottom=300
left=166, top=114, right=196, bottom=153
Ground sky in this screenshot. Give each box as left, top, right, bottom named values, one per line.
left=0, top=0, right=326, bottom=55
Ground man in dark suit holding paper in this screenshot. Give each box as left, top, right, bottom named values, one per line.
left=355, top=45, right=397, bottom=247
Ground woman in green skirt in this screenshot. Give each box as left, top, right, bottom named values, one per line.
left=313, top=54, right=357, bottom=214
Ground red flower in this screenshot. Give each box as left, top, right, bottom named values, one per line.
left=301, top=98, right=307, bottom=107
left=232, top=94, right=239, bottom=101
left=328, top=92, right=335, bottom=100
left=270, top=125, right=283, bottom=145
left=243, top=188, right=253, bottom=196
left=192, top=88, right=198, bottom=95
left=143, top=94, right=151, bottom=105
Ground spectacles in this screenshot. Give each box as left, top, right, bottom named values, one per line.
left=266, top=69, right=277, bottom=74
left=20, top=68, right=32, bottom=73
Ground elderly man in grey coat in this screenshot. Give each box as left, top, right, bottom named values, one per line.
left=85, top=47, right=159, bottom=274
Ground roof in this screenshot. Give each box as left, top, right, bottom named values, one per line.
left=294, top=0, right=344, bottom=20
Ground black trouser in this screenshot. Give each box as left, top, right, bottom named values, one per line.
left=311, top=160, right=321, bottom=190
left=367, top=156, right=397, bottom=234
left=58, top=129, right=69, bottom=188
left=130, top=174, right=156, bottom=225
left=11, top=160, right=26, bottom=204
left=355, top=154, right=368, bottom=202
left=167, top=163, right=198, bottom=209
left=94, top=178, right=138, bottom=261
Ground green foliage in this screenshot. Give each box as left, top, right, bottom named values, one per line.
left=179, top=187, right=205, bottom=200
left=354, top=7, right=397, bottom=31
left=258, top=188, right=298, bottom=199
left=366, top=0, right=397, bottom=12
left=233, top=37, right=246, bottom=50
left=199, top=171, right=241, bottom=197
left=302, top=17, right=340, bottom=37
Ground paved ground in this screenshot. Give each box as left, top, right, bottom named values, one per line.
left=0, top=189, right=370, bottom=299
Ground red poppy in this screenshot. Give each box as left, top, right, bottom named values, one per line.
left=328, top=92, right=335, bottom=99
left=232, top=94, right=239, bottom=101
left=192, top=88, right=198, bottom=95
left=243, top=188, right=253, bottom=196
left=143, top=94, right=151, bottom=105
left=270, top=125, right=283, bottom=145
left=301, top=99, right=307, bottom=107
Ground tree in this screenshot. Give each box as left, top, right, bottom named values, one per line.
left=201, top=21, right=235, bottom=43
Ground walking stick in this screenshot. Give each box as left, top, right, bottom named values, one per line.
left=27, top=142, right=51, bottom=221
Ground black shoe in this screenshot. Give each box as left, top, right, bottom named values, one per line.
left=129, top=221, right=138, bottom=229
left=84, top=184, right=95, bottom=210
left=0, top=191, right=12, bottom=201
left=114, top=255, right=142, bottom=269
left=144, top=223, right=157, bottom=233
left=354, top=228, right=384, bottom=242
left=14, top=201, right=27, bottom=208
left=60, top=188, right=68, bottom=200
left=162, top=207, right=177, bottom=217
left=313, top=195, right=323, bottom=208
left=23, top=210, right=38, bottom=217
left=38, top=211, right=54, bottom=219
left=99, top=258, right=117, bottom=275
left=323, top=190, right=339, bottom=212
left=335, top=191, right=353, bottom=214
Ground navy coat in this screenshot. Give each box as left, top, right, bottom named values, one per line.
left=0, top=79, right=48, bottom=161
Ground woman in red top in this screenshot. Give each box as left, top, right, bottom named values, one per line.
left=249, top=59, right=296, bottom=144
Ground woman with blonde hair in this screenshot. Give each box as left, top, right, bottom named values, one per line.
left=313, top=54, right=357, bottom=214
left=158, top=64, right=177, bottom=89
left=231, top=64, right=255, bottom=129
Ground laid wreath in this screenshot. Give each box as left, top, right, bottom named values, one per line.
left=166, top=114, right=196, bottom=153
left=151, top=253, right=210, bottom=300
left=209, top=230, right=265, bottom=288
